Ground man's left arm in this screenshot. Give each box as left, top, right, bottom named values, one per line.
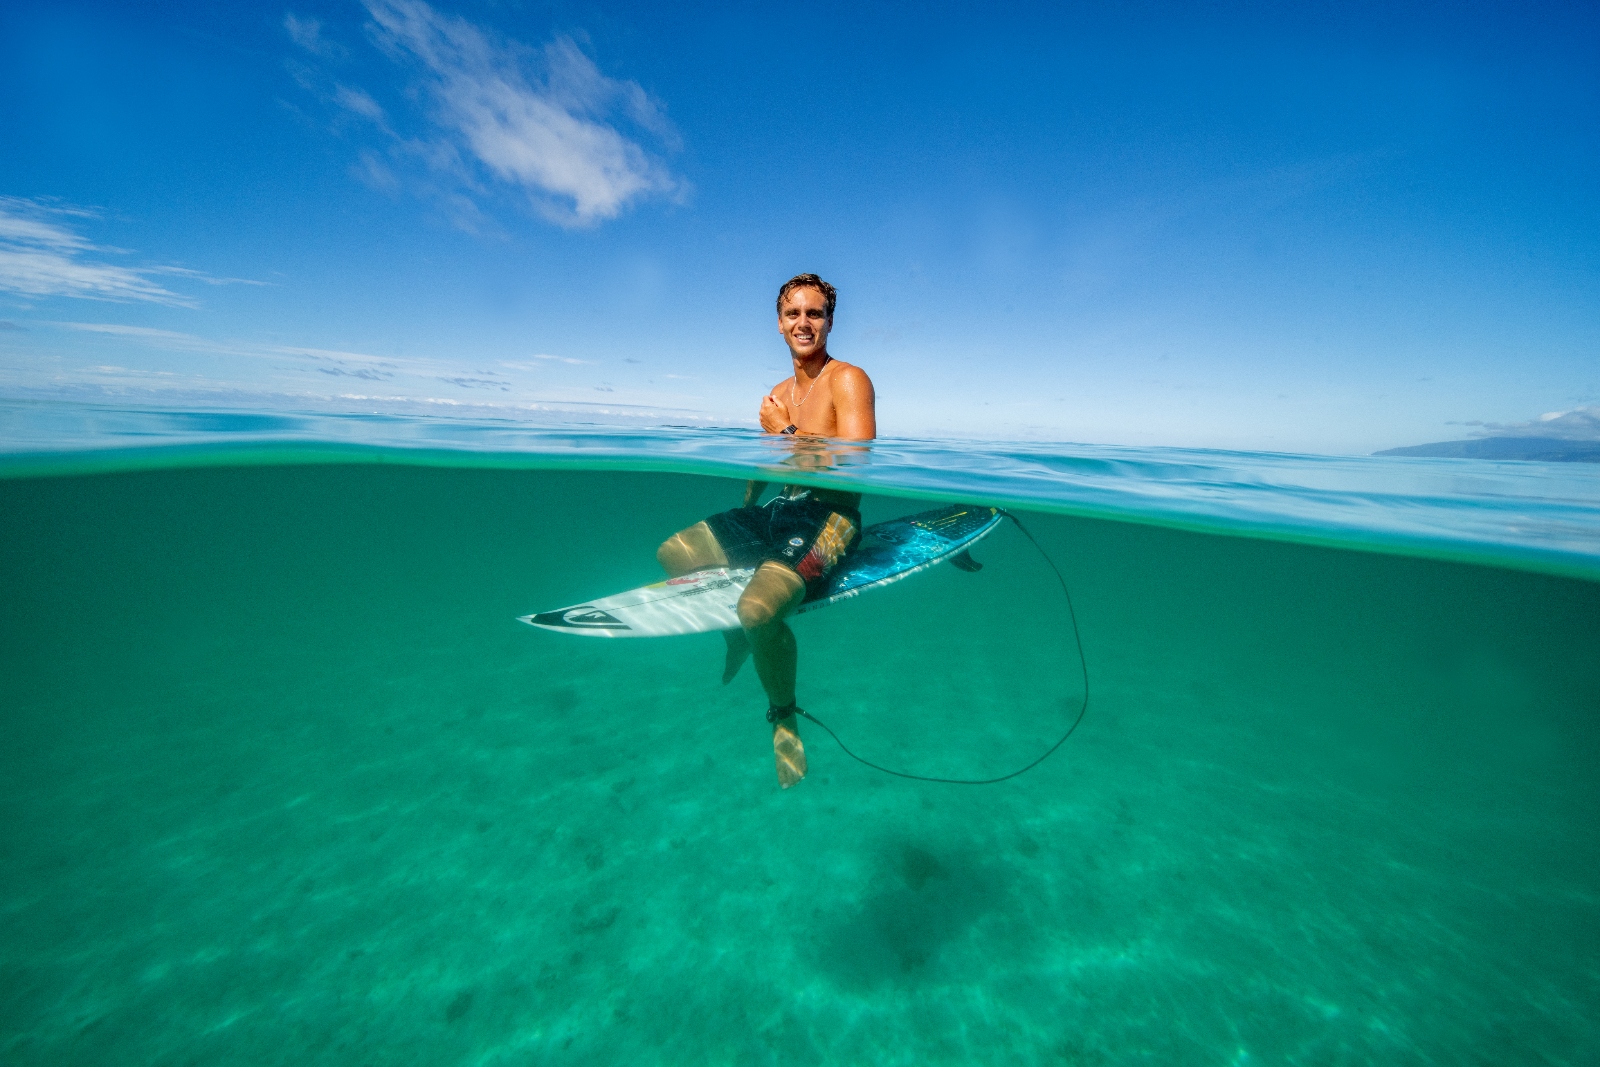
left=831, top=366, right=877, bottom=441
left=759, top=386, right=793, bottom=434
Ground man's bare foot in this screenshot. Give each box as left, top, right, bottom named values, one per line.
left=721, top=629, right=751, bottom=685
left=772, top=715, right=807, bottom=789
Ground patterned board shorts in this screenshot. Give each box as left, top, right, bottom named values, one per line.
left=704, top=492, right=860, bottom=593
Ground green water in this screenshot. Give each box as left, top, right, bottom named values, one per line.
left=3, top=463, right=1599, bottom=1065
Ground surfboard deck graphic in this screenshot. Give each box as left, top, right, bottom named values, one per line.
left=521, top=503, right=1003, bottom=637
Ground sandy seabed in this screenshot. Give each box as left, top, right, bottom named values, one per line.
left=4, top=466, right=1599, bottom=1066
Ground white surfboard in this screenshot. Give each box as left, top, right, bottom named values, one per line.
left=520, top=504, right=1003, bottom=638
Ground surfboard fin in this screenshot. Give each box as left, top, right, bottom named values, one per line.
left=949, top=550, right=983, bottom=573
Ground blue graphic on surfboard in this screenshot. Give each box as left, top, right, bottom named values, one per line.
left=521, top=503, right=1003, bottom=637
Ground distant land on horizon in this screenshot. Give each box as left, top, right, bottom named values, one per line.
left=1374, top=437, right=1600, bottom=462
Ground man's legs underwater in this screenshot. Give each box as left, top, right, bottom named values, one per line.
left=737, top=562, right=809, bottom=788
left=656, top=524, right=810, bottom=788
left=656, top=522, right=751, bottom=682
left=656, top=521, right=728, bottom=576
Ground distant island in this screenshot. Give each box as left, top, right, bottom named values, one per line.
left=1374, top=437, right=1600, bottom=462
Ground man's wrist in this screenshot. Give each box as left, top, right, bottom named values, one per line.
left=780, top=424, right=798, bottom=435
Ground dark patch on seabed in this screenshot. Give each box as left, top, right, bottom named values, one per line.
left=2, top=464, right=1599, bottom=1066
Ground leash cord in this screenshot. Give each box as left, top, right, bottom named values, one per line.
left=795, top=510, right=1089, bottom=785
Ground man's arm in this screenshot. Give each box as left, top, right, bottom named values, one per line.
left=758, top=390, right=793, bottom=434
left=750, top=378, right=790, bottom=503
left=831, top=365, right=877, bottom=440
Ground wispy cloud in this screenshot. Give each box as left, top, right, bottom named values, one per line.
left=289, top=1, right=685, bottom=227
left=0, top=198, right=192, bottom=306
left=8, top=319, right=710, bottom=419
left=0, top=198, right=260, bottom=306
left=500, top=354, right=590, bottom=368
left=317, top=365, right=394, bottom=380
left=47, top=323, right=594, bottom=389
left=284, top=13, right=345, bottom=59
left=1455, top=405, right=1600, bottom=442
left=51, top=321, right=402, bottom=369
left=333, top=84, right=386, bottom=123
left=439, top=375, right=510, bottom=390
left=146, top=265, right=269, bottom=288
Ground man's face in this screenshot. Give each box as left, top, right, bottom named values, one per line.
left=778, top=286, right=832, bottom=360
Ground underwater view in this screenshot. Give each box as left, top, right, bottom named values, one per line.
left=5, top=0, right=1599, bottom=1059
left=3, top=405, right=1599, bottom=1065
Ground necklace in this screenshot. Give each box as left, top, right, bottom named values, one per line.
left=790, top=357, right=832, bottom=408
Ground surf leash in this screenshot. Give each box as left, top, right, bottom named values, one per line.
left=792, top=509, right=1089, bottom=785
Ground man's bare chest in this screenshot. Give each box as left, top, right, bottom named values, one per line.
left=787, top=378, right=837, bottom=434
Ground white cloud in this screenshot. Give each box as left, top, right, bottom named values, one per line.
left=51, top=321, right=400, bottom=368
left=334, top=84, right=386, bottom=123
left=57, top=323, right=208, bottom=344
left=0, top=198, right=193, bottom=306
left=352, top=149, right=403, bottom=193
left=49, top=322, right=596, bottom=383
left=346, top=0, right=684, bottom=226
left=1462, top=405, right=1600, bottom=441
left=147, top=265, right=270, bottom=288
left=0, top=199, right=260, bottom=306
left=501, top=355, right=590, bottom=367
left=285, top=13, right=345, bottom=58
left=8, top=319, right=710, bottom=419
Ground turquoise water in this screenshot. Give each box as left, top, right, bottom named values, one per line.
left=3, top=401, right=1599, bottom=1064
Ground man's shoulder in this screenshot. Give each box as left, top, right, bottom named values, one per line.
left=830, top=361, right=873, bottom=389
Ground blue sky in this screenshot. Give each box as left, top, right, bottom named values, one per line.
left=1, top=0, right=1596, bottom=453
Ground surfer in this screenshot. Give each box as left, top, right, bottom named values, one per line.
left=656, top=274, right=877, bottom=788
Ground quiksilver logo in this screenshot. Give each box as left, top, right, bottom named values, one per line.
left=531, top=606, right=630, bottom=630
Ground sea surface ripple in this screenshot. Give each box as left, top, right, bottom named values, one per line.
left=3, top=399, right=1597, bottom=582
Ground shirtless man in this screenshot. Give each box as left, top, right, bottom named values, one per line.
left=655, top=274, right=877, bottom=788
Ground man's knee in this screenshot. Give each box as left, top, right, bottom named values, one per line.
left=656, top=536, right=685, bottom=572
left=737, top=595, right=777, bottom=631
left=658, top=522, right=725, bottom=576
left=738, top=564, right=804, bottom=630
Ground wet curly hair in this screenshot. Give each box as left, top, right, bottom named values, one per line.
left=776, top=273, right=837, bottom=319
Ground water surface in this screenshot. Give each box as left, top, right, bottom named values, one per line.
left=2, top=402, right=1598, bottom=1065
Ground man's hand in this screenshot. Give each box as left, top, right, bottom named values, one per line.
left=759, top=393, right=792, bottom=434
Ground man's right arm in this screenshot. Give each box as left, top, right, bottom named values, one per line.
left=742, top=480, right=768, bottom=507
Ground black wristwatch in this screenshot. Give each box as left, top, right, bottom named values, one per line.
left=780, top=424, right=798, bottom=435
